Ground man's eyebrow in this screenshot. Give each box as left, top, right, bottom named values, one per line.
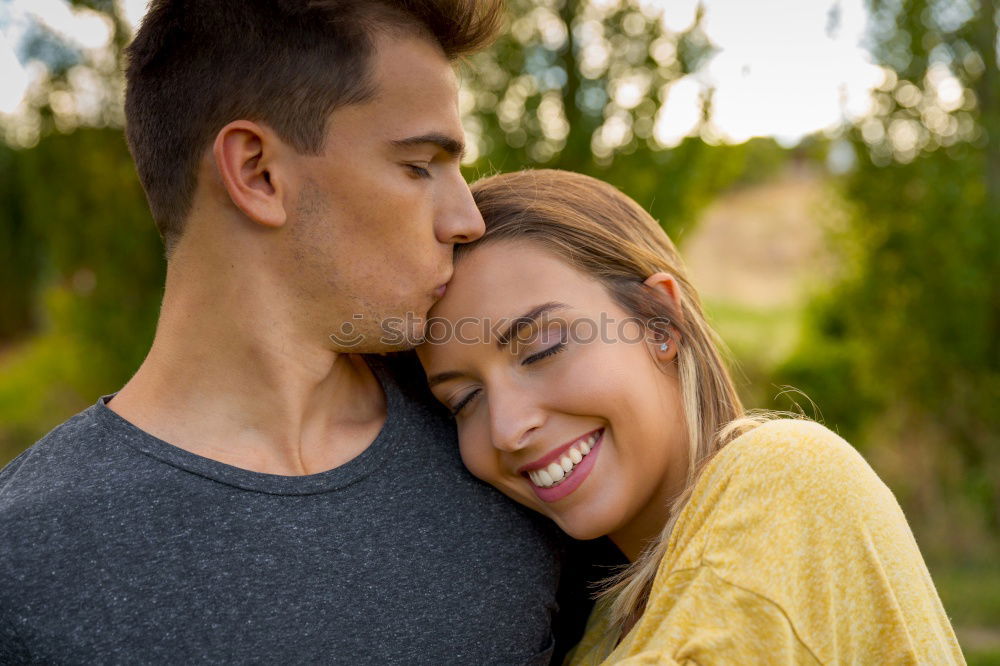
left=496, top=302, right=569, bottom=350
left=391, top=132, right=465, bottom=159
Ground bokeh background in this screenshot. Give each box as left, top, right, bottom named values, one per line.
left=1, top=0, right=998, bottom=660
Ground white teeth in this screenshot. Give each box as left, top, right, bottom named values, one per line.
left=527, top=430, right=602, bottom=489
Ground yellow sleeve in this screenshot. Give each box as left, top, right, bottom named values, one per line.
left=612, top=566, right=821, bottom=665
left=572, top=420, right=964, bottom=665
left=684, top=421, right=964, bottom=665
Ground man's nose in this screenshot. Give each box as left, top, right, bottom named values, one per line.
left=435, top=174, right=485, bottom=245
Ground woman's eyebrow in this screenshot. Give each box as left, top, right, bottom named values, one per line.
left=426, top=369, right=463, bottom=389
left=425, top=302, right=570, bottom=388
left=496, top=302, right=569, bottom=350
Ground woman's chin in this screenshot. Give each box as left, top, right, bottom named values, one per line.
left=494, top=478, right=613, bottom=542
left=553, top=517, right=607, bottom=542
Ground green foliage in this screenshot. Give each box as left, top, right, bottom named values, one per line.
left=968, top=652, right=1000, bottom=666
left=774, top=0, right=1000, bottom=538
left=0, top=128, right=164, bottom=462
left=460, top=0, right=776, bottom=235
left=933, top=563, right=1000, bottom=664
left=701, top=299, right=804, bottom=410
left=0, top=143, right=40, bottom=341
left=934, top=565, right=1000, bottom=628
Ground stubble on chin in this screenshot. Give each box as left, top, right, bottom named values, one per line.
left=327, top=304, right=431, bottom=354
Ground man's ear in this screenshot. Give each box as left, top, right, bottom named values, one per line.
left=212, top=120, right=287, bottom=228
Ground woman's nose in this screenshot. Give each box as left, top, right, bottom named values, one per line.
left=488, top=387, right=545, bottom=453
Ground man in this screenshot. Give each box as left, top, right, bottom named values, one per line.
left=0, top=1, right=566, bottom=662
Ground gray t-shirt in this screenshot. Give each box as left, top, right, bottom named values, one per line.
left=0, top=354, right=562, bottom=664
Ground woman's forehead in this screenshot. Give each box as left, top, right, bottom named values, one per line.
left=435, top=242, right=588, bottom=319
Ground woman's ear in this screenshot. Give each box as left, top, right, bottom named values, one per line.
left=643, top=272, right=683, bottom=320
left=212, top=120, right=287, bottom=229
left=644, top=271, right=683, bottom=363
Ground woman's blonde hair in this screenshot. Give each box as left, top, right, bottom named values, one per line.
left=465, top=169, right=771, bottom=635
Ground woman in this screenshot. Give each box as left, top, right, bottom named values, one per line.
left=416, top=169, right=963, bottom=664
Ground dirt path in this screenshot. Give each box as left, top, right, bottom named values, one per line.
left=681, top=168, right=836, bottom=309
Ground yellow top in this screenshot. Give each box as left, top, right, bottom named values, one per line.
left=567, top=420, right=964, bottom=665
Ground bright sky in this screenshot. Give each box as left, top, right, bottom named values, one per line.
left=652, top=0, right=880, bottom=145
left=0, top=0, right=882, bottom=145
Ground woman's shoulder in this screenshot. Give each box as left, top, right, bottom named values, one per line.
left=702, top=419, right=884, bottom=504
left=625, top=417, right=960, bottom=666
left=719, top=418, right=860, bottom=468
left=669, top=418, right=902, bottom=567
left=646, top=428, right=962, bottom=666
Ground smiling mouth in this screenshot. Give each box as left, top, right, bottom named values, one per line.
left=524, top=429, right=602, bottom=489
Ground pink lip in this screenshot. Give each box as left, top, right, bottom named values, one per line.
left=530, top=431, right=603, bottom=503
left=517, top=428, right=603, bottom=474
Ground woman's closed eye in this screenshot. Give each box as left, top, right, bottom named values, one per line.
left=449, top=342, right=567, bottom=416
left=522, top=341, right=566, bottom=365
left=450, top=388, right=480, bottom=416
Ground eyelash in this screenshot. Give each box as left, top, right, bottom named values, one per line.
left=523, top=341, right=566, bottom=365
left=450, top=389, right=479, bottom=416
left=449, top=342, right=567, bottom=416
left=406, top=164, right=431, bottom=179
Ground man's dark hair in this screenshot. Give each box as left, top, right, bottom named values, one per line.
left=124, top=0, right=503, bottom=253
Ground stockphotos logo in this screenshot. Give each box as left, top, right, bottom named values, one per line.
left=329, top=311, right=672, bottom=349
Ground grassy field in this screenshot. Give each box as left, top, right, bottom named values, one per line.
left=682, top=169, right=833, bottom=412
left=934, top=564, right=1000, bottom=663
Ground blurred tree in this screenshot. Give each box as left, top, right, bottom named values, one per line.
left=0, top=142, right=39, bottom=342
left=0, top=128, right=163, bottom=461
left=8, top=0, right=127, bottom=144
left=0, top=2, right=160, bottom=462
left=460, top=0, right=784, bottom=238
left=1, top=0, right=133, bottom=343
left=777, top=0, right=1000, bottom=552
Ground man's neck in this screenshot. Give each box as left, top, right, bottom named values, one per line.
left=109, top=255, right=387, bottom=476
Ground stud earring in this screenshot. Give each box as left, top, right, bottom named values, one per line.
left=659, top=341, right=669, bottom=352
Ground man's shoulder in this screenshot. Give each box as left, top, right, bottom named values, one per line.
left=0, top=403, right=123, bottom=527
left=373, top=351, right=448, bottom=412
left=2, top=404, right=100, bottom=478
left=368, top=351, right=457, bottom=442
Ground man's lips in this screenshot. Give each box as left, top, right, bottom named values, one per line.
left=517, top=428, right=604, bottom=474
left=433, top=271, right=452, bottom=299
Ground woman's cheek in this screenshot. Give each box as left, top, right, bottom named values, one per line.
left=458, top=431, right=498, bottom=484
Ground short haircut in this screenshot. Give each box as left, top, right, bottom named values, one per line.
left=124, top=0, right=503, bottom=253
